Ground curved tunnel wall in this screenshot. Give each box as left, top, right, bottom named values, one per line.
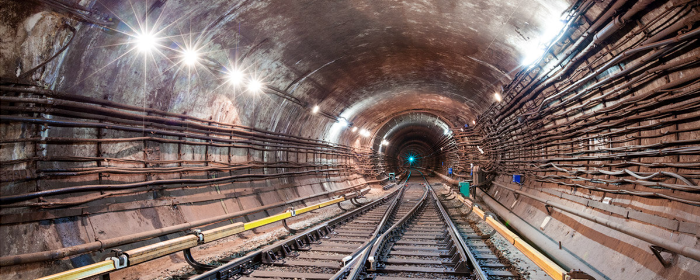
left=449, top=1, right=700, bottom=279
left=2, top=1, right=700, bottom=280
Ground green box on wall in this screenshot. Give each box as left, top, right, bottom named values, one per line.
left=459, top=182, right=470, bottom=198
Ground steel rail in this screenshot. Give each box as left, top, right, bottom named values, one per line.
left=359, top=170, right=475, bottom=279
left=0, top=181, right=376, bottom=266
left=429, top=181, right=487, bottom=280
left=33, top=187, right=375, bottom=280
left=336, top=173, right=427, bottom=280
left=366, top=181, right=430, bottom=271
left=191, top=183, right=407, bottom=280
left=330, top=179, right=411, bottom=280
left=447, top=188, right=569, bottom=280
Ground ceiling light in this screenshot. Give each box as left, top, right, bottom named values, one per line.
left=472, top=120, right=476, bottom=124
left=360, top=129, right=370, bottom=137
left=542, top=18, right=566, bottom=43
left=494, top=92, right=502, bottom=102
left=352, top=126, right=358, bottom=132
left=247, top=78, right=263, bottom=93
left=182, top=49, right=199, bottom=66
left=521, top=18, right=566, bottom=66
left=228, top=68, right=244, bottom=85
left=134, top=31, right=157, bottom=53
left=312, top=105, right=320, bottom=114
left=381, top=140, right=389, bottom=146
left=522, top=43, right=546, bottom=65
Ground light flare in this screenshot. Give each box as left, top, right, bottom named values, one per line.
left=360, top=129, right=370, bottom=137
left=521, top=17, right=566, bottom=65
left=134, top=31, right=158, bottom=53
left=228, top=68, right=244, bottom=85
left=247, top=78, right=263, bottom=93
left=181, top=48, right=199, bottom=66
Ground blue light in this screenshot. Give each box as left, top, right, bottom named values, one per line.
left=409, top=156, right=414, bottom=162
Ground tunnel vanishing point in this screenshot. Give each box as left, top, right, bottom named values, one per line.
left=2, top=0, right=700, bottom=280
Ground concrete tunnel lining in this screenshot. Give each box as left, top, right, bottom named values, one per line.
left=2, top=0, right=700, bottom=280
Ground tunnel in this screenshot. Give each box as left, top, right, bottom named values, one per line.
left=1, top=0, right=700, bottom=279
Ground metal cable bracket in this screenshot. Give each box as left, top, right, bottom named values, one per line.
left=106, top=249, right=128, bottom=270
left=189, top=229, right=204, bottom=244
left=283, top=207, right=298, bottom=234
left=650, top=245, right=675, bottom=268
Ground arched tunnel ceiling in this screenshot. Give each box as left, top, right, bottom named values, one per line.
left=375, top=112, right=452, bottom=149
left=56, top=0, right=570, bottom=148
left=220, top=0, right=571, bottom=124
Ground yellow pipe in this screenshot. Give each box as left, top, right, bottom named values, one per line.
left=513, top=238, right=566, bottom=280
left=316, top=197, right=345, bottom=208
left=294, top=204, right=319, bottom=215
left=127, top=235, right=200, bottom=265
left=36, top=260, right=115, bottom=280
left=244, top=212, right=292, bottom=230
left=202, top=222, right=245, bottom=242
left=36, top=192, right=357, bottom=280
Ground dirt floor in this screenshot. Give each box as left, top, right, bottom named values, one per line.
left=107, top=184, right=394, bottom=280
left=106, top=177, right=555, bottom=280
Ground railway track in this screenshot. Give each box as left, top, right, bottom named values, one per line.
left=344, top=172, right=524, bottom=280
left=433, top=187, right=523, bottom=280
left=186, top=174, right=415, bottom=280
left=180, top=172, right=528, bottom=280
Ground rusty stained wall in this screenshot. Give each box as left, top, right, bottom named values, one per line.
left=0, top=3, right=369, bottom=280
left=8, top=1, right=700, bottom=280
left=463, top=1, right=700, bottom=279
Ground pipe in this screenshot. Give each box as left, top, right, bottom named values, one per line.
left=475, top=187, right=609, bottom=280
left=434, top=171, right=459, bottom=185
left=538, top=25, right=700, bottom=110
left=0, top=169, right=341, bottom=204
left=494, top=0, right=630, bottom=122
left=0, top=86, right=341, bottom=147
left=0, top=183, right=374, bottom=266
left=0, top=103, right=350, bottom=152
left=491, top=182, right=700, bottom=262
left=0, top=115, right=353, bottom=156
